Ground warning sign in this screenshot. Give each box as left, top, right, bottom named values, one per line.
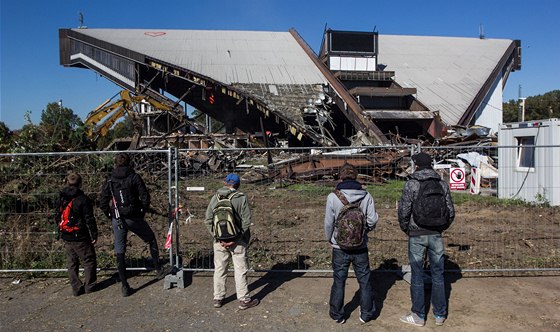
left=449, top=168, right=466, bottom=190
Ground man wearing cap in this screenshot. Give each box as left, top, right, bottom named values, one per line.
left=398, top=152, right=455, bottom=327
left=204, top=173, right=259, bottom=310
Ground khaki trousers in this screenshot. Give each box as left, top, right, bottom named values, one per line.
left=213, top=240, right=250, bottom=301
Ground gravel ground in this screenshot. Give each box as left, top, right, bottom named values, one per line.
left=1, top=272, right=559, bottom=332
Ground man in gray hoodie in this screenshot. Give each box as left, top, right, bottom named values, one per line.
left=205, top=173, right=259, bottom=310
left=324, top=163, right=378, bottom=324
left=398, top=152, right=455, bottom=327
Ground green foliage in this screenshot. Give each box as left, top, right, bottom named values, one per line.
left=503, top=90, right=560, bottom=122
left=0, top=122, right=13, bottom=153
left=5, top=104, right=92, bottom=152
left=40, top=102, right=91, bottom=151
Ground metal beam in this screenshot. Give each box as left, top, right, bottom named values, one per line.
left=289, top=28, right=389, bottom=144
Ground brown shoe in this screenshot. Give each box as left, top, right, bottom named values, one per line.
left=213, top=299, right=223, bottom=308
left=238, top=298, right=259, bottom=310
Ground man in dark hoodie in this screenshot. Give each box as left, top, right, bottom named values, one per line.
left=324, top=163, right=378, bottom=324
left=398, top=152, right=455, bottom=327
left=57, top=172, right=98, bottom=296
left=100, top=153, right=168, bottom=297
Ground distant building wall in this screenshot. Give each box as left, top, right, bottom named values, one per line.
left=473, top=75, right=503, bottom=134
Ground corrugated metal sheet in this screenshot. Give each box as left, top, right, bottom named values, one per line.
left=378, top=35, right=514, bottom=125
left=73, top=29, right=328, bottom=85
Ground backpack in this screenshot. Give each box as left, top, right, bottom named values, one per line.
left=212, top=191, right=242, bottom=241
left=59, top=198, right=80, bottom=233
left=109, top=175, right=136, bottom=217
left=412, top=179, right=450, bottom=230
left=333, top=190, right=366, bottom=250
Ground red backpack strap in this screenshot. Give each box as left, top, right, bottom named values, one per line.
left=333, top=190, right=349, bottom=205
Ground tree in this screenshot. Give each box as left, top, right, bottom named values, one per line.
left=503, top=90, right=560, bottom=122
left=39, top=102, right=90, bottom=151
left=0, top=122, right=13, bottom=153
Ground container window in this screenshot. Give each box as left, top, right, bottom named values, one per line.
left=516, top=136, right=535, bottom=169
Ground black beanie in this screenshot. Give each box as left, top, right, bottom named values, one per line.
left=412, top=152, right=433, bottom=170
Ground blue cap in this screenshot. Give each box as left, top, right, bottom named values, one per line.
left=225, top=173, right=240, bottom=185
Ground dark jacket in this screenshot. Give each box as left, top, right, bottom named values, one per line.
left=398, top=168, right=455, bottom=236
left=100, top=166, right=150, bottom=219
left=57, top=186, right=98, bottom=242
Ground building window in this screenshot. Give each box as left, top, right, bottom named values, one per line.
left=516, top=136, right=535, bottom=169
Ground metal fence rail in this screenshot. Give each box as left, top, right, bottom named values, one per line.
left=0, top=150, right=173, bottom=272
left=1, top=145, right=558, bottom=275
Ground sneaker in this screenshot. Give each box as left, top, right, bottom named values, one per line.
left=435, top=315, right=446, bottom=326
left=155, top=266, right=173, bottom=280
left=335, top=318, right=346, bottom=324
left=121, top=284, right=133, bottom=297
left=238, top=298, right=259, bottom=310
left=359, top=309, right=372, bottom=324
left=400, top=312, right=425, bottom=327
left=213, top=299, right=223, bottom=308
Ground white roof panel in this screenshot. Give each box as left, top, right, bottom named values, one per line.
left=378, top=35, right=513, bottom=124
left=74, top=29, right=328, bottom=85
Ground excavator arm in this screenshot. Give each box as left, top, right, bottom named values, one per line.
left=85, top=90, right=137, bottom=140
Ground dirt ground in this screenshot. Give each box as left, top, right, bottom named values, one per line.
left=1, top=273, right=559, bottom=332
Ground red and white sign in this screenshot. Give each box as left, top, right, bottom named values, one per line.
left=449, top=168, right=466, bottom=190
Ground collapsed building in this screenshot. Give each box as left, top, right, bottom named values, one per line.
left=59, top=27, right=521, bottom=148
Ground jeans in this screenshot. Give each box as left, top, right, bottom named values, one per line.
left=408, top=234, right=446, bottom=318
left=329, top=248, right=375, bottom=321
left=112, top=217, right=159, bottom=263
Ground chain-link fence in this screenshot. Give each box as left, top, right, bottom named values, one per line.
left=1, top=145, right=558, bottom=275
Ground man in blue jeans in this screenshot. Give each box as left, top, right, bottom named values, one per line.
left=398, top=152, right=455, bottom=326
left=324, top=164, right=378, bottom=324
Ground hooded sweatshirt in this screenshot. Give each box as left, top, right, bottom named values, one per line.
left=324, top=180, right=379, bottom=250
left=398, top=168, right=455, bottom=236
left=57, top=186, right=98, bottom=242
left=100, top=166, right=150, bottom=218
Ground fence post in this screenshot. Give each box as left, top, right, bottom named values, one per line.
left=164, top=147, right=187, bottom=289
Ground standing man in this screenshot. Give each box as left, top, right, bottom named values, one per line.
left=398, top=152, right=455, bottom=327
left=100, top=153, right=169, bottom=297
left=204, top=173, right=259, bottom=310
left=324, top=163, right=378, bottom=324
left=57, top=173, right=98, bottom=296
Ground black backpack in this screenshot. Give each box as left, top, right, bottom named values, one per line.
left=212, top=191, right=243, bottom=241
left=109, top=175, right=137, bottom=217
left=333, top=190, right=366, bottom=250
left=412, top=179, right=450, bottom=230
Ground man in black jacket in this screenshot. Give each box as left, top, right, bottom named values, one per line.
left=100, top=153, right=168, bottom=297
left=57, top=173, right=98, bottom=296
left=398, top=152, right=455, bottom=327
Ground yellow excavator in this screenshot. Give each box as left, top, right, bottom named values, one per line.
left=85, top=90, right=181, bottom=141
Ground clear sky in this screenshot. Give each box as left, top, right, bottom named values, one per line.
left=1, top=0, right=559, bottom=130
